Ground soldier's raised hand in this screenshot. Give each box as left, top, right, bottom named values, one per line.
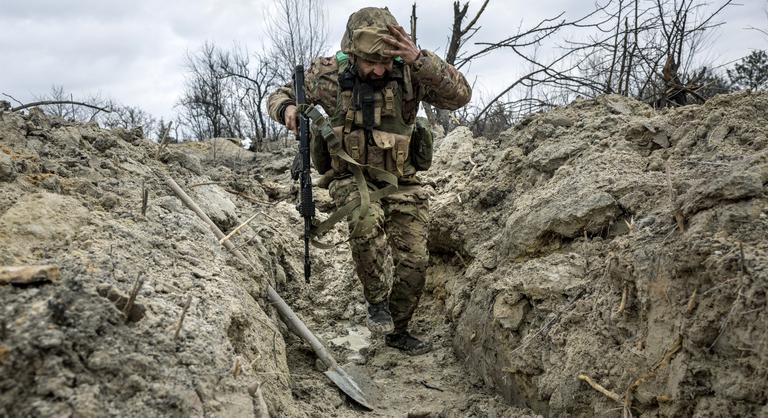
left=383, top=24, right=421, bottom=65
left=284, top=104, right=298, bottom=133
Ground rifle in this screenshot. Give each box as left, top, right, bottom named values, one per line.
left=294, top=65, right=314, bottom=283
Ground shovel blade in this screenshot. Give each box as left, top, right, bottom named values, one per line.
left=324, top=365, right=375, bottom=410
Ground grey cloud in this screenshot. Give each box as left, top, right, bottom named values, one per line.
left=0, top=0, right=765, bottom=122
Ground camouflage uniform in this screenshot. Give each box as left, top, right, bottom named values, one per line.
left=268, top=7, right=471, bottom=333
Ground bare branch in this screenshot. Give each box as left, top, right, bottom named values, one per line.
left=11, top=100, right=112, bottom=114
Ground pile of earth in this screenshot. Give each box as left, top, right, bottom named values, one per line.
left=426, top=91, right=768, bottom=417
left=0, top=108, right=310, bottom=417
left=2, top=90, right=766, bottom=418
left=0, top=108, right=535, bottom=417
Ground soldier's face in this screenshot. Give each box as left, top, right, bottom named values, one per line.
left=356, top=57, right=393, bottom=80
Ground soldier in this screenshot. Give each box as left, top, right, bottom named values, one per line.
left=268, top=7, right=471, bottom=355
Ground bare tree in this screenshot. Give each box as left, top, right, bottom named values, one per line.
left=177, top=42, right=244, bottom=140
left=217, top=45, right=281, bottom=150
left=266, top=0, right=329, bottom=82
left=416, top=0, right=489, bottom=132
left=466, top=0, right=735, bottom=131
left=101, top=103, right=157, bottom=138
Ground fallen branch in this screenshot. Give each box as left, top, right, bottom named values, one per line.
left=1, top=93, right=24, bottom=107
left=10, top=100, right=111, bottom=114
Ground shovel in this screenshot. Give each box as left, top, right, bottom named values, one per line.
left=160, top=172, right=374, bottom=410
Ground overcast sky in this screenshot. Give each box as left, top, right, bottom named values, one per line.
left=1, top=0, right=766, bottom=121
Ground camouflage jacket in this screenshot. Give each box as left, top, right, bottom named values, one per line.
left=267, top=50, right=472, bottom=126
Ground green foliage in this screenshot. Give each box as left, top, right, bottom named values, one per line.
left=727, top=50, right=768, bottom=91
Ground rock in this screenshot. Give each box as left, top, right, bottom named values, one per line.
left=681, top=168, right=763, bottom=216
left=0, top=265, right=60, bottom=285
left=161, top=149, right=203, bottom=175
left=92, top=136, right=117, bottom=152
left=526, top=137, right=586, bottom=173
left=0, top=152, right=17, bottom=181
left=99, top=193, right=120, bottom=210
left=155, top=196, right=182, bottom=213
left=502, top=188, right=620, bottom=257
left=0, top=192, right=89, bottom=262
left=492, top=292, right=529, bottom=331
left=190, top=185, right=240, bottom=232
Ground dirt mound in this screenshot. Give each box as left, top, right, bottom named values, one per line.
left=2, top=91, right=765, bottom=417
left=0, top=109, right=302, bottom=417
left=0, top=108, right=536, bottom=417
left=427, top=92, right=768, bottom=417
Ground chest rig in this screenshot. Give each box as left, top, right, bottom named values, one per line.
left=329, top=51, right=416, bottom=182
left=298, top=52, right=421, bottom=246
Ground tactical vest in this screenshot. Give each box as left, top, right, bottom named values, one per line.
left=329, top=51, right=416, bottom=182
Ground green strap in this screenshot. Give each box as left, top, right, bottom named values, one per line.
left=298, top=104, right=402, bottom=245
left=310, top=183, right=400, bottom=246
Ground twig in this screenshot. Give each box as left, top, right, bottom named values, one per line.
left=686, top=288, right=697, bottom=314
left=174, top=295, right=193, bottom=340
left=232, top=356, right=243, bottom=378
left=141, top=181, right=149, bottom=216
left=248, top=381, right=270, bottom=418
left=155, top=121, right=173, bottom=159
left=624, top=335, right=682, bottom=415
left=738, top=241, right=748, bottom=274
left=224, top=189, right=273, bottom=206
left=709, top=286, right=743, bottom=350
left=190, top=182, right=222, bottom=188
left=1, top=93, right=24, bottom=107
left=616, top=285, right=628, bottom=314
left=219, top=212, right=260, bottom=245
left=682, top=159, right=729, bottom=166
left=509, top=288, right=586, bottom=356
left=417, top=380, right=445, bottom=392
left=578, top=374, right=622, bottom=402
left=123, top=274, right=146, bottom=321
left=10, top=100, right=112, bottom=113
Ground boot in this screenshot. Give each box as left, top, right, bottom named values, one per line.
left=366, top=300, right=394, bottom=335
left=385, top=331, right=432, bottom=356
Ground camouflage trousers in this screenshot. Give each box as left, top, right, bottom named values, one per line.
left=328, top=177, right=430, bottom=332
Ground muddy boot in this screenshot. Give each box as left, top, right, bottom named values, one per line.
left=366, top=301, right=394, bottom=335
left=385, top=331, right=432, bottom=356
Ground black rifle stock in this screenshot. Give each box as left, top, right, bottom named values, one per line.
left=294, top=65, right=314, bottom=283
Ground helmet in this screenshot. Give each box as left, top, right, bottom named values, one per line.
left=340, top=7, right=399, bottom=63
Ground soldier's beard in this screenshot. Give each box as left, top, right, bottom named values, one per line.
left=359, top=71, right=391, bottom=90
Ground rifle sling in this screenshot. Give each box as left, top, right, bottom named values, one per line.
left=299, top=104, right=400, bottom=247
